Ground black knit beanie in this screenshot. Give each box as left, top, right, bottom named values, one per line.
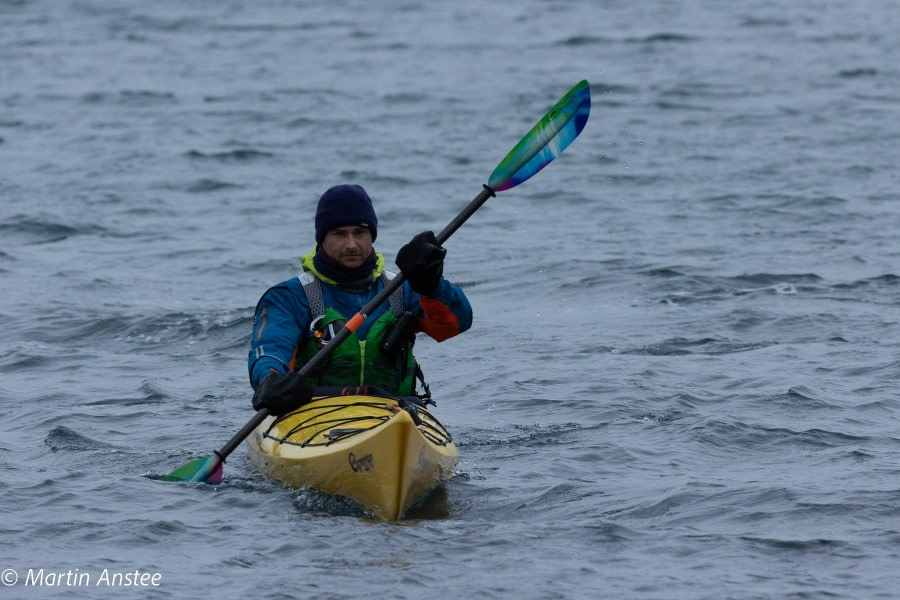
left=314, top=184, right=378, bottom=245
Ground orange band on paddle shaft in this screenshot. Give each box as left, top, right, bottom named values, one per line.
left=346, top=313, right=366, bottom=332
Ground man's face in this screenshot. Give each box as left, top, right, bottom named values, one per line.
left=321, top=225, right=374, bottom=269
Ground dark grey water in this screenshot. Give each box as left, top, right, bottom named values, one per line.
left=2, top=0, right=899, bottom=598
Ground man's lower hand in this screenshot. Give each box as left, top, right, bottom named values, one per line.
left=251, top=371, right=315, bottom=415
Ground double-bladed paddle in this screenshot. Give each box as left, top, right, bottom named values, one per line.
left=163, top=79, right=591, bottom=484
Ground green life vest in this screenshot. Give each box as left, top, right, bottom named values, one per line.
left=296, top=272, right=420, bottom=396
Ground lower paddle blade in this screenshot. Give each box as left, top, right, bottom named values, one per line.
left=162, top=455, right=223, bottom=484
left=488, top=80, right=591, bottom=192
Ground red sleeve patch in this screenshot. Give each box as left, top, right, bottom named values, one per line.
left=416, top=297, right=461, bottom=342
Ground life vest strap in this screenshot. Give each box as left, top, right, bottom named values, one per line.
left=301, top=272, right=404, bottom=323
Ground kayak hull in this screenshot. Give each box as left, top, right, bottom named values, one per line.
left=245, top=395, right=458, bottom=521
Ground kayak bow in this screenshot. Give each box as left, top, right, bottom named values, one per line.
left=245, top=394, right=457, bottom=520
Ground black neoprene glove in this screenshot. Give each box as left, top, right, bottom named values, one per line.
left=251, top=371, right=314, bottom=416
left=396, top=231, right=447, bottom=296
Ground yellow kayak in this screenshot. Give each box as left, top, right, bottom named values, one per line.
left=245, top=394, right=458, bottom=521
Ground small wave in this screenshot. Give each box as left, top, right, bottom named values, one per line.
left=767, top=386, right=844, bottom=411
left=692, top=419, right=870, bottom=451
left=746, top=193, right=850, bottom=215
left=637, top=408, right=690, bottom=424
left=80, top=90, right=178, bottom=106
left=123, top=13, right=203, bottom=33
left=627, top=32, right=696, bottom=44
left=702, top=193, right=743, bottom=206
left=590, top=172, right=657, bottom=187
left=785, top=385, right=828, bottom=402
left=654, top=100, right=711, bottom=112
left=211, top=22, right=319, bottom=33
left=840, top=359, right=900, bottom=382
left=583, top=521, right=644, bottom=543
left=530, top=483, right=591, bottom=509
left=865, top=273, right=898, bottom=285
left=625, top=337, right=714, bottom=356
left=290, top=487, right=368, bottom=518
left=838, top=67, right=878, bottom=79
left=185, top=179, right=241, bottom=193
left=835, top=273, right=900, bottom=292
left=740, top=536, right=848, bottom=552
left=805, top=31, right=865, bottom=43
left=732, top=272, right=823, bottom=287
left=286, top=116, right=315, bottom=128
left=624, top=491, right=704, bottom=520
left=337, top=169, right=412, bottom=187
left=0, top=350, right=52, bottom=372
left=640, top=267, right=685, bottom=278
left=848, top=449, right=874, bottom=461
left=185, top=149, right=275, bottom=162
left=739, top=16, right=791, bottom=28
left=19, top=308, right=250, bottom=355
left=44, top=426, right=112, bottom=452
left=84, top=382, right=171, bottom=406
left=658, top=272, right=826, bottom=305
left=201, top=109, right=274, bottom=124
left=557, top=35, right=613, bottom=47
left=457, top=423, right=585, bottom=449
left=0, top=215, right=105, bottom=245
left=382, top=92, right=430, bottom=103
left=625, top=337, right=773, bottom=356
left=117, top=311, right=250, bottom=353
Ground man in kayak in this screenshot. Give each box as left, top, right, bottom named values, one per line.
left=247, top=184, right=473, bottom=415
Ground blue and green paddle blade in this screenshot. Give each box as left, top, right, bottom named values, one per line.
left=488, top=79, right=590, bottom=192
left=162, top=454, right=223, bottom=484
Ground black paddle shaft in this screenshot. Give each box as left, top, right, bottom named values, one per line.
left=213, top=184, right=497, bottom=461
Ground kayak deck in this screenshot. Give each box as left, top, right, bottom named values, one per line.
left=245, top=395, right=458, bottom=520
